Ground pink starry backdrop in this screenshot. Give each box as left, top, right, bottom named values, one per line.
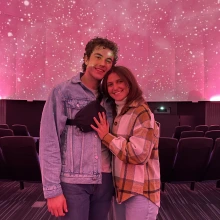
left=0, top=0, right=220, bottom=101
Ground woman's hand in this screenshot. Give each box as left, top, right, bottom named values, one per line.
left=91, top=112, right=109, bottom=140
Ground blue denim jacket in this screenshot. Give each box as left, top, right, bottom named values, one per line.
left=39, top=73, right=112, bottom=199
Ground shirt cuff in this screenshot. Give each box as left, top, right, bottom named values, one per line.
left=102, top=133, right=115, bottom=147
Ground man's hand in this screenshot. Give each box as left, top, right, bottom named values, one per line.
left=47, top=194, right=68, bottom=217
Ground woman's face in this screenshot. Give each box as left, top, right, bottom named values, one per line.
left=107, top=72, right=130, bottom=101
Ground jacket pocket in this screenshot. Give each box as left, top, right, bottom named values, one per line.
left=65, top=99, right=90, bottom=118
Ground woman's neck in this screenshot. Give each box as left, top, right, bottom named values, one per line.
left=115, top=98, right=127, bottom=115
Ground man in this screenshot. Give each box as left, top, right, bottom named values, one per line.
left=39, top=37, right=119, bottom=220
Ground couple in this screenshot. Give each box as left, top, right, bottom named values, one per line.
left=39, top=37, right=160, bottom=220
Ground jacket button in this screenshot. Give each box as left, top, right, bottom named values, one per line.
left=114, top=122, right=117, bottom=126
left=95, top=156, right=98, bottom=160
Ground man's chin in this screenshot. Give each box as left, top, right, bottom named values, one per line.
left=94, top=72, right=106, bottom=80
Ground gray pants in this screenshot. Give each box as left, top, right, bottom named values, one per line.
left=109, top=195, right=159, bottom=220
left=59, top=173, right=114, bottom=220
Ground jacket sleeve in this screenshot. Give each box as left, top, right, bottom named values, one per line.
left=39, top=87, right=67, bottom=199
left=102, top=108, right=159, bottom=165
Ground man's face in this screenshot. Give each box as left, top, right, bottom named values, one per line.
left=84, top=46, right=114, bottom=81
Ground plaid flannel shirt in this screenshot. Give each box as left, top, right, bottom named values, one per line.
left=102, top=101, right=160, bottom=207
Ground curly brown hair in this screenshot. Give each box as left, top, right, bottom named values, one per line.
left=82, top=37, right=119, bottom=72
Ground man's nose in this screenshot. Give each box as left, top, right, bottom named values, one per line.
left=99, top=58, right=106, bottom=66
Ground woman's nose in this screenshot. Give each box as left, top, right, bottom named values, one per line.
left=112, top=83, right=118, bottom=91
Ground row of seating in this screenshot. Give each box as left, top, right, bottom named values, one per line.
left=0, top=136, right=41, bottom=189
left=159, top=137, right=220, bottom=191
left=1, top=123, right=219, bottom=192
left=196, top=124, right=220, bottom=132
left=0, top=124, right=40, bottom=153
left=0, top=124, right=30, bottom=137
left=172, top=125, right=220, bottom=141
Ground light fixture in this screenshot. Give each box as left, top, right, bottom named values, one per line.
left=154, top=106, right=170, bottom=114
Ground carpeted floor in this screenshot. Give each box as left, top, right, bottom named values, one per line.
left=158, top=182, right=220, bottom=220
left=0, top=181, right=219, bottom=220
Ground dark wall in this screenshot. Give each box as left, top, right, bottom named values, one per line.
left=6, top=100, right=45, bottom=137
left=148, top=102, right=179, bottom=137
left=4, top=100, right=214, bottom=138
left=148, top=102, right=206, bottom=137
left=177, top=102, right=206, bottom=127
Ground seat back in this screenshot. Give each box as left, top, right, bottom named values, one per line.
left=195, top=125, right=209, bottom=133
left=0, top=148, right=12, bottom=180
left=208, top=125, right=220, bottom=131
left=156, top=121, right=161, bottom=137
left=172, top=125, right=192, bottom=140
left=172, top=137, right=213, bottom=182
left=0, top=128, right=14, bottom=137
left=0, top=124, right=9, bottom=129
left=11, top=124, right=30, bottom=136
left=0, top=136, right=41, bottom=182
left=158, top=137, right=178, bottom=182
left=203, top=138, right=220, bottom=180
left=204, top=130, right=220, bottom=143
left=180, top=131, right=204, bottom=139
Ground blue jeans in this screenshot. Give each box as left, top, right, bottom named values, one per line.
left=59, top=173, right=114, bottom=220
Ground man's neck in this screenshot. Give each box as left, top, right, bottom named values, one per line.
left=81, top=73, right=99, bottom=90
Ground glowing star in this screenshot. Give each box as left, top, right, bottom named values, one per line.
left=8, top=32, right=13, bottom=37
left=24, top=1, right=30, bottom=6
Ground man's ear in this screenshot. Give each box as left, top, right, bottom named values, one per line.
left=84, top=55, right=89, bottom=65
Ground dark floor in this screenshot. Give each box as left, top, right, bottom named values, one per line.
left=0, top=181, right=220, bottom=220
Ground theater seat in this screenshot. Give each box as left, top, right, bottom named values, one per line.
left=0, top=136, right=41, bottom=189
left=203, top=138, right=220, bottom=188
left=11, top=124, right=30, bottom=136
left=204, top=130, right=220, bottom=149
left=0, top=128, right=14, bottom=137
left=0, top=148, right=12, bottom=180
left=0, top=124, right=9, bottom=129
left=158, top=137, right=178, bottom=191
left=195, top=125, right=209, bottom=133
left=180, top=131, right=204, bottom=139
left=172, top=125, right=192, bottom=140
left=172, top=137, right=213, bottom=190
left=208, top=125, right=220, bottom=131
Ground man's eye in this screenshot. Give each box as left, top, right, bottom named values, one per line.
left=106, top=59, right=112, bottom=64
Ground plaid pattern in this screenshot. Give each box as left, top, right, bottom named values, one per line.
left=102, top=102, right=160, bottom=207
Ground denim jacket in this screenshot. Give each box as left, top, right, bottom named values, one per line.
left=39, top=73, right=112, bottom=199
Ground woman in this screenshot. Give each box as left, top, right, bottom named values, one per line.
left=91, top=66, right=160, bottom=220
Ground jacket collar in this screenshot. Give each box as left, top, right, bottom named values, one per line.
left=119, top=100, right=146, bottom=115
left=128, top=100, right=145, bottom=108
left=70, top=72, right=103, bottom=101
left=71, top=72, right=84, bottom=84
